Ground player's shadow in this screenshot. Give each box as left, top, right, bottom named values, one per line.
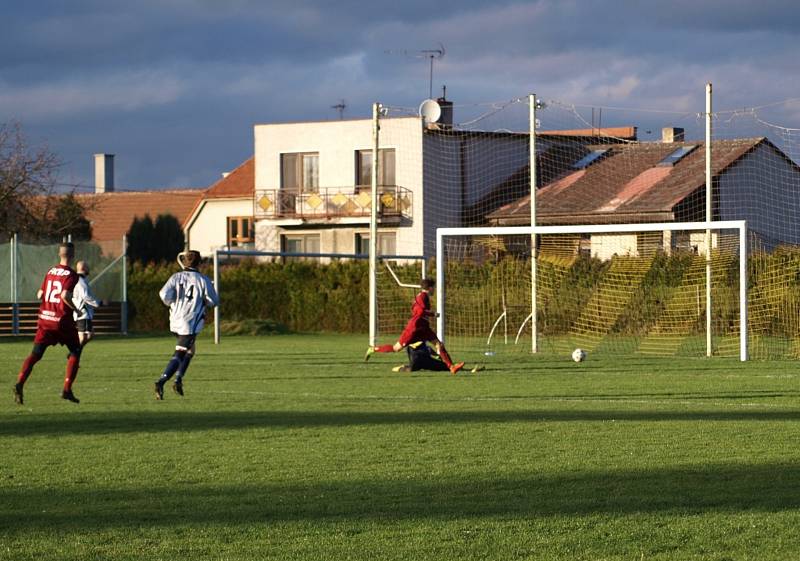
left=3, top=408, right=800, bottom=437
left=2, top=462, right=800, bottom=530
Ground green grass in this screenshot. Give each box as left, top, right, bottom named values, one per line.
left=2, top=333, right=800, bottom=560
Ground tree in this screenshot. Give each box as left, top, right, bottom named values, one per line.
left=0, top=121, right=93, bottom=241
left=153, top=214, right=185, bottom=264
left=127, top=213, right=185, bottom=264
left=127, top=214, right=156, bottom=264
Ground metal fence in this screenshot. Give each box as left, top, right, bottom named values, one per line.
left=1, top=235, right=127, bottom=335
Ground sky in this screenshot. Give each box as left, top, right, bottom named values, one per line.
left=3, top=0, right=800, bottom=191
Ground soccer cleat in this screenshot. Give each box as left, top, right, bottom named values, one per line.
left=364, top=347, right=374, bottom=362
left=13, top=383, right=24, bottom=405
left=392, top=365, right=411, bottom=372
left=61, top=390, right=80, bottom=403
left=449, top=361, right=465, bottom=375
left=154, top=382, right=164, bottom=401
left=471, top=364, right=485, bottom=373
left=172, top=381, right=184, bottom=396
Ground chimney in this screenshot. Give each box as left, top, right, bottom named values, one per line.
left=661, top=127, right=685, bottom=143
left=94, top=154, right=115, bottom=193
left=436, top=85, right=453, bottom=127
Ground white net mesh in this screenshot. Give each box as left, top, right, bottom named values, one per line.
left=373, top=92, right=800, bottom=359
left=439, top=226, right=744, bottom=361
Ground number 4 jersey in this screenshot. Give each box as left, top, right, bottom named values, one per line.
left=159, top=270, right=219, bottom=335
left=38, top=264, right=79, bottom=329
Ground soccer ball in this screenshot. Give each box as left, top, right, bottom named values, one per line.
left=571, top=348, right=586, bottom=363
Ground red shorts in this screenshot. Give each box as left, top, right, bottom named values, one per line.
left=399, top=319, right=438, bottom=347
left=34, top=323, right=80, bottom=352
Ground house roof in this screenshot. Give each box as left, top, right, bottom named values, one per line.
left=183, top=157, right=255, bottom=234
left=78, top=189, right=204, bottom=241
left=487, top=137, right=770, bottom=225
left=204, top=157, right=254, bottom=199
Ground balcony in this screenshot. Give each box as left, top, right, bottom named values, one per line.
left=254, top=186, right=412, bottom=222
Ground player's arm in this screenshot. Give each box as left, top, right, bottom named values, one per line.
left=60, top=289, right=76, bottom=309
left=159, top=276, right=178, bottom=305
left=83, top=284, right=101, bottom=309
left=37, top=289, right=44, bottom=300
left=60, top=274, right=79, bottom=310
left=205, top=277, right=219, bottom=309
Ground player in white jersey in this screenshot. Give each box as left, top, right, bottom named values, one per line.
left=154, top=250, right=219, bottom=400
left=72, top=261, right=102, bottom=347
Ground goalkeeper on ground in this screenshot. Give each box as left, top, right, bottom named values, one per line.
left=365, top=278, right=464, bottom=374
left=153, top=250, right=218, bottom=400
left=392, top=341, right=483, bottom=373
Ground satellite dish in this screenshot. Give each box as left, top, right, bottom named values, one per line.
left=419, top=99, right=441, bottom=125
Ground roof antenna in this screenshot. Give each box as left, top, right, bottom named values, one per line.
left=385, top=43, right=445, bottom=99
left=331, top=99, right=346, bottom=120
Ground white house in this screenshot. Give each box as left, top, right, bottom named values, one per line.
left=252, top=114, right=537, bottom=258
left=185, top=157, right=255, bottom=255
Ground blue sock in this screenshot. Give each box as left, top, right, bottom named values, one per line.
left=157, top=352, right=184, bottom=384
left=175, top=353, right=193, bottom=383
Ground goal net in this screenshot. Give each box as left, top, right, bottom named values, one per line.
left=373, top=89, right=800, bottom=360
left=437, top=222, right=747, bottom=362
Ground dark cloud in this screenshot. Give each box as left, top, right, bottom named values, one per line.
left=2, top=0, right=799, bottom=188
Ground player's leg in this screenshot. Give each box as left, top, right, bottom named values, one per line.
left=172, top=339, right=196, bottom=396
left=431, top=337, right=464, bottom=374
left=365, top=341, right=403, bottom=360
left=59, top=326, right=82, bottom=403
left=155, top=335, right=191, bottom=400
left=14, top=335, right=49, bottom=405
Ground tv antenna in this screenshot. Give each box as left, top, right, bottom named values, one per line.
left=385, top=43, right=445, bottom=99
left=331, top=99, right=346, bottom=120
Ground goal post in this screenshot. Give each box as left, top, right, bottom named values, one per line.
left=437, top=220, right=748, bottom=362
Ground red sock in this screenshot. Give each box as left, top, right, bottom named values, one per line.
left=438, top=345, right=454, bottom=368
left=17, top=354, right=41, bottom=385
left=374, top=344, right=395, bottom=353
left=64, top=355, right=80, bottom=392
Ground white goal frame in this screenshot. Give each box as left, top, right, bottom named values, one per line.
left=436, top=220, right=748, bottom=361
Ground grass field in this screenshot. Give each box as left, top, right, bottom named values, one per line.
left=2, top=333, right=800, bottom=560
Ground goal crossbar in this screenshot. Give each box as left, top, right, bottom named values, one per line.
left=436, top=220, right=748, bottom=361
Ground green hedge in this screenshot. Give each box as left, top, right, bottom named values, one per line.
left=127, top=249, right=800, bottom=337
left=127, top=260, right=369, bottom=333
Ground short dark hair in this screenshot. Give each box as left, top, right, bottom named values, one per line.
left=58, top=242, right=75, bottom=257
left=420, top=278, right=435, bottom=290
left=180, top=250, right=202, bottom=269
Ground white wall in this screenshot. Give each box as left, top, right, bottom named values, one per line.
left=186, top=198, right=253, bottom=256
left=718, top=142, right=800, bottom=246
left=591, top=233, right=638, bottom=260
left=254, top=117, right=424, bottom=257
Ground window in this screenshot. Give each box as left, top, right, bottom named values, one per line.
left=227, top=216, right=254, bottom=248
left=355, top=232, right=397, bottom=256
left=657, top=145, right=697, bottom=167
left=573, top=149, right=610, bottom=170
left=356, top=149, right=395, bottom=187
left=281, top=152, right=319, bottom=192
left=281, top=233, right=321, bottom=260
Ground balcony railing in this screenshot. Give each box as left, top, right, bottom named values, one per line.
left=254, top=186, right=412, bottom=221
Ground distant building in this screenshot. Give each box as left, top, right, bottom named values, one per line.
left=488, top=132, right=800, bottom=258
left=184, top=157, right=255, bottom=255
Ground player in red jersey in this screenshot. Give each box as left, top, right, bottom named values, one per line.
left=364, top=278, right=464, bottom=374
left=13, top=242, right=83, bottom=405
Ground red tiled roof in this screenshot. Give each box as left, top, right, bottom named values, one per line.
left=488, top=138, right=769, bottom=225
left=77, top=189, right=204, bottom=241
left=205, top=157, right=254, bottom=199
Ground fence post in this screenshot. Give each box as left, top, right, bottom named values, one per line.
left=213, top=249, right=220, bottom=345
left=11, top=233, right=18, bottom=335
left=121, top=234, right=128, bottom=334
